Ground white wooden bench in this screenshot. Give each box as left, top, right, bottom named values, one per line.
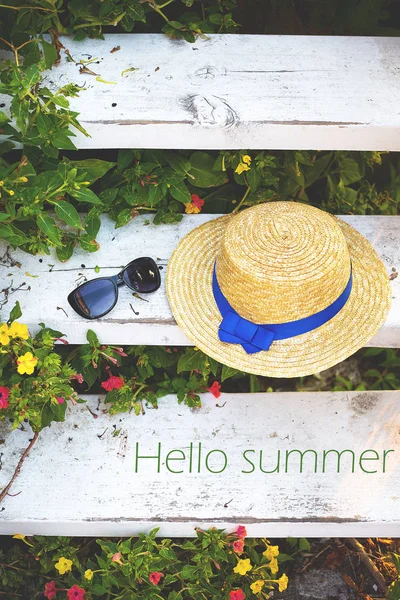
left=0, top=34, right=400, bottom=537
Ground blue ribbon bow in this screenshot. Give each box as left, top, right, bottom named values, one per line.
left=212, top=265, right=352, bottom=354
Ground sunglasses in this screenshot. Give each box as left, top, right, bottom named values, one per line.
left=67, top=257, right=161, bottom=319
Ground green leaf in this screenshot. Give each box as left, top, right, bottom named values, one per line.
left=70, top=187, right=103, bottom=205
left=52, top=96, right=70, bottom=108
left=127, top=1, right=146, bottom=22
left=165, top=153, right=191, bottom=176
left=22, top=42, right=41, bottom=67
left=114, top=208, right=135, bottom=229
left=37, top=213, right=62, bottom=245
left=23, top=64, right=41, bottom=90
left=169, top=180, right=191, bottom=204
left=69, top=158, right=116, bottom=182
left=80, top=236, right=100, bottom=252
left=337, top=157, right=362, bottom=186
left=299, top=537, right=311, bottom=551
left=87, top=329, right=99, bottom=347
left=221, top=365, right=239, bottom=382
left=7, top=301, right=22, bottom=325
left=0, top=111, right=10, bottom=126
left=51, top=131, right=77, bottom=150
left=55, top=201, right=83, bottom=229
left=41, top=40, right=57, bottom=69
left=0, top=212, right=10, bottom=222
left=0, top=223, right=29, bottom=246
left=56, top=241, right=75, bottom=262
left=177, top=349, right=207, bottom=373
left=245, top=167, right=261, bottom=191
left=117, top=149, right=134, bottom=171
left=36, top=112, right=52, bottom=137
left=189, top=152, right=228, bottom=187
left=85, top=215, right=101, bottom=239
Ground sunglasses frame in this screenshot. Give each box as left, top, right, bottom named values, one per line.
left=67, top=257, right=161, bottom=320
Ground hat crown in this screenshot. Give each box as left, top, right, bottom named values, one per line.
left=215, top=202, right=351, bottom=323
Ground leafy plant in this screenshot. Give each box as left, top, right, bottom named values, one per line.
left=0, top=526, right=289, bottom=599
left=0, top=301, right=83, bottom=500
left=0, top=154, right=115, bottom=257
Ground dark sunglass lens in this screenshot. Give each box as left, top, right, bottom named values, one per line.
left=74, top=279, right=116, bottom=317
left=123, top=258, right=160, bottom=293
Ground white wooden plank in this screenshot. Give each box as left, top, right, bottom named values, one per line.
left=0, top=214, right=398, bottom=347
left=0, top=391, right=399, bottom=537
left=1, top=34, right=400, bottom=150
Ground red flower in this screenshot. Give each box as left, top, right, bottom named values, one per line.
left=0, top=386, right=9, bottom=409
left=67, top=585, right=86, bottom=600
left=229, top=590, right=246, bottom=600
left=44, top=581, right=57, bottom=600
left=208, top=381, right=221, bottom=398
left=149, top=571, right=164, bottom=586
left=56, top=397, right=65, bottom=404
left=191, top=194, right=204, bottom=210
left=101, top=375, right=124, bottom=391
left=236, top=525, right=247, bottom=539
left=233, top=539, right=244, bottom=554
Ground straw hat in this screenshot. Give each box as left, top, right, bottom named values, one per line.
left=166, top=202, right=391, bottom=378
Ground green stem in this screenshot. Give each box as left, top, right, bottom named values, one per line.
left=158, top=0, right=175, bottom=8
left=250, top=374, right=257, bottom=393
left=73, top=21, right=104, bottom=30
left=0, top=3, right=55, bottom=10
left=150, top=4, right=170, bottom=23
left=133, top=383, right=146, bottom=399
left=233, top=185, right=251, bottom=213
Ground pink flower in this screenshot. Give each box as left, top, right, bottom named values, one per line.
left=101, top=375, right=124, bottom=392
left=233, top=539, right=244, bottom=554
left=208, top=381, right=221, bottom=399
left=229, top=590, right=246, bottom=600
left=0, top=386, right=9, bottom=409
left=236, top=525, right=247, bottom=539
left=112, top=347, right=128, bottom=357
left=71, top=374, right=84, bottom=384
left=191, top=194, right=204, bottom=210
left=56, top=397, right=65, bottom=404
left=44, top=581, right=57, bottom=600
left=67, top=586, right=85, bottom=600
left=149, top=571, right=164, bottom=586
left=112, top=552, right=123, bottom=564
left=54, top=337, right=69, bottom=345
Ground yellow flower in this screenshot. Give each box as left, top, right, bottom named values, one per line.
left=0, top=324, right=10, bottom=346
left=55, top=557, right=73, bottom=575
left=278, top=573, right=289, bottom=592
left=233, top=558, right=252, bottom=576
left=250, top=579, right=265, bottom=593
left=263, top=545, right=279, bottom=561
left=8, top=322, right=29, bottom=340
left=269, top=557, right=278, bottom=575
left=8, top=190, right=14, bottom=196
left=242, top=155, right=251, bottom=165
left=17, top=351, right=38, bottom=375
left=235, top=162, right=250, bottom=175
left=13, top=533, right=33, bottom=546
left=84, top=569, right=94, bottom=581
left=184, top=202, right=201, bottom=214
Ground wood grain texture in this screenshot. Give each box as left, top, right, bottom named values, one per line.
left=0, top=391, right=399, bottom=537
left=1, top=34, right=400, bottom=150
left=0, top=214, right=398, bottom=347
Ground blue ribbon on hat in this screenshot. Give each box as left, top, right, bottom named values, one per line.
left=212, top=265, right=353, bottom=354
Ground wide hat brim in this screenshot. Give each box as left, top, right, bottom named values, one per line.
left=166, top=214, right=392, bottom=378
